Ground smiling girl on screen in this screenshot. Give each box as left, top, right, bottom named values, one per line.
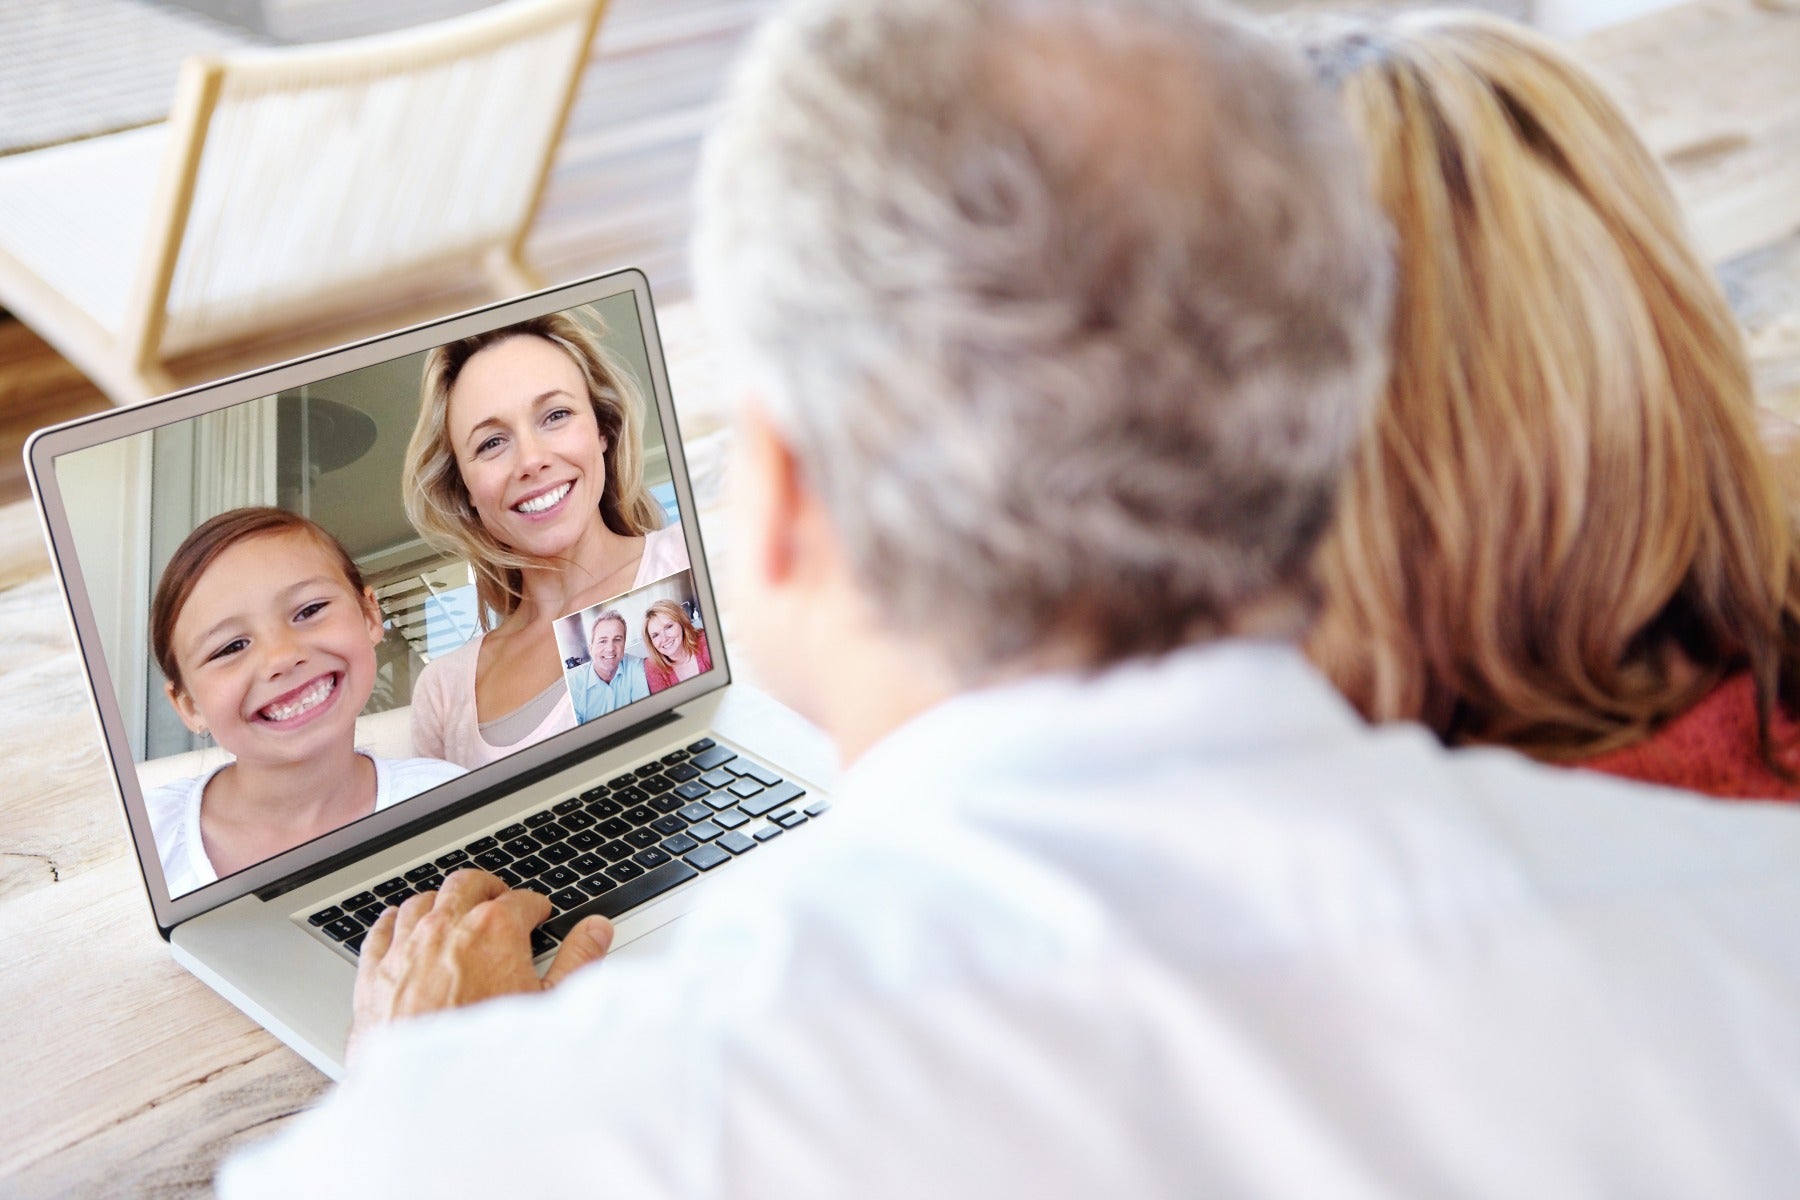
left=146, top=508, right=464, bottom=897
left=401, top=310, right=689, bottom=769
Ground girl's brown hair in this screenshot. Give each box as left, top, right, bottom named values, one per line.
left=401, top=309, right=665, bottom=627
left=151, top=507, right=368, bottom=693
left=1297, top=12, right=1800, bottom=761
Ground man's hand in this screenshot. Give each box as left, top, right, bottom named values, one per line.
left=348, top=868, right=614, bottom=1064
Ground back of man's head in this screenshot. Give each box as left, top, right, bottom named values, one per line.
left=695, top=0, right=1391, bottom=674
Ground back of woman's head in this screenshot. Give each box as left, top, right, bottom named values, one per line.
left=1294, top=11, right=1800, bottom=759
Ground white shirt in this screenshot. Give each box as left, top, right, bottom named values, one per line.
left=220, top=642, right=1800, bottom=1197
left=147, top=753, right=465, bottom=898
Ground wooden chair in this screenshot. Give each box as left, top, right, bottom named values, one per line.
left=0, top=0, right=606, bottom=405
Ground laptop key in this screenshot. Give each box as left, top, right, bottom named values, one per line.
left=613, top=786, right=648, bottom=806
left=435, top=849, right=470, bottom=869
left=804, top=799, right=832, bottom=817
left=635, top=764, right=664, bottom=779
left=597, top=818, right=631, bottom=838
left=542, top=865, right=580, bottom=890
left=665, top=763, right=701, bottom=783
left=578, top=875, right=617, bottom=897
left=661, top=833, right=699, bottom=856
left=524, top=811, right=557, bottom=828
left=513, top=855, right=551, bottom=878
left=553, top=797, right=583, bottom=815
left=379, top=890, right=413, bottom=908
left=686, top=737, right=715, bottom=753
left=608, top=773, right=638, bottom=789
left=684, top=844, right=731, bottom=872
left=718, top=831, right=757, bottom=855
left=599, top=840, right=634, bottom=864
left=743, top=762, right=783, bottom=787
left=674, top=781, right=711, bottom=802
left=754, top=826, right=783, bottom=842
left=569, top=829, right=602, bottom=851
left=649, top=793, right=684, bottom=814
left=537, top=821, right=570, bottom=842
left=625, top=828, right=659, bottom=849
left=687, top=821, right=723, bottom=842
left=545, top=861, right=699, bottom=939
left=700, top=769, right=735, bottom=789
left=416, top=872, right=446, bottom=892
left=541, top=842, right=577, bottom=865
left=622, top=806, right=657, bottom=826
left=741, top=782, right=804, bottom=818
left=494, top=868, right=523, bottom=888
left=341, top=891, right=376, bottom=911
left=606, top=860, right=646, bottom=883
left=496, top=823, right=528, bottom=841
left=373, top=878, right=408, bottom=897
left=661, top=750, right=690, bottom=765
left=703, top=791, right=738, bottom=811
left=324, top=917, right=363, bottom=941
left=690, top=745, right=736, bottom=771
left=581, top=784, right=610, bottom=801
left=559, top=810, right=596, bottom=831
left=586, top=798, right=622, bottom=818
left=465, top=835, right=498, bottom=855
left=346, top=932, right=366, bottom=956
left=776, top=811, right=809, bottom=829
left=641, top=775, right=676, bottom=795
left=551, top=887, right=588, bottom=912
left=474, top=848, right=512, bottom=871
left=502, top=835, right=542, bottom=857
left=714, top=809, right=750, bottom=831
left=571, top=852, right=606, bottom=875
left=677, top=802, right=712, bottom=823
left=404, top=864, right=437, bottom=883
left=307, top=905, right=344, bottom=926
left=632, top=847, right=672, bottom=869
left=650, top=815, right=687, bottom=837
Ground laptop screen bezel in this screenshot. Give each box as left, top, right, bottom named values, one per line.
left=26, top=268, right=734, bottom=935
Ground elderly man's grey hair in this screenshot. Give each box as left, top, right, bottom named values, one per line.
left=694, top=0, right=1391, bottom=672
left=587, top=608, right=627, bottom=647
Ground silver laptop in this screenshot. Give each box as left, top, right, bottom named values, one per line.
left=26, top=268, right=833, bottom=1077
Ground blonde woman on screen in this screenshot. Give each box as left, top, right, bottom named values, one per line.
left=1294, top=12, right=1800, bottom=797
left=402, top=311, right=689, bottom=768
left=642, top=599, right=711, bottom=693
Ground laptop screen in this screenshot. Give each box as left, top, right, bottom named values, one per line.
left=41, top=280, right=719, bottom=902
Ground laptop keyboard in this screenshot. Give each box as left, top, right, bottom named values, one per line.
left=303, top=738, right=828, bottom=960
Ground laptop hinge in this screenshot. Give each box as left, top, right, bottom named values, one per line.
left=253, top=708, right=684, bottom=903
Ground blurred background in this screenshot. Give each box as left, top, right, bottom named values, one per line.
left=0, top=0, right=1795, bottom=507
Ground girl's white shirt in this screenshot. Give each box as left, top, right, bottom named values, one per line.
left=146, top=751, right=465, bottom=898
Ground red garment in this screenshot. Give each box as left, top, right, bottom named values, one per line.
left=1578, top=672, right=1800, bottom=801
left=645, top=629, right=712, bottom=693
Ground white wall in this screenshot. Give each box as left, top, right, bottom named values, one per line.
left=55, top=433, right=153, bottom=759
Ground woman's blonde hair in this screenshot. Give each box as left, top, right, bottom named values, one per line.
left=402, top=308, right=665, bottom=626
left=1297, top=12, right=1800, bottom=761
left=641, top=599, right=700, bottom=672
